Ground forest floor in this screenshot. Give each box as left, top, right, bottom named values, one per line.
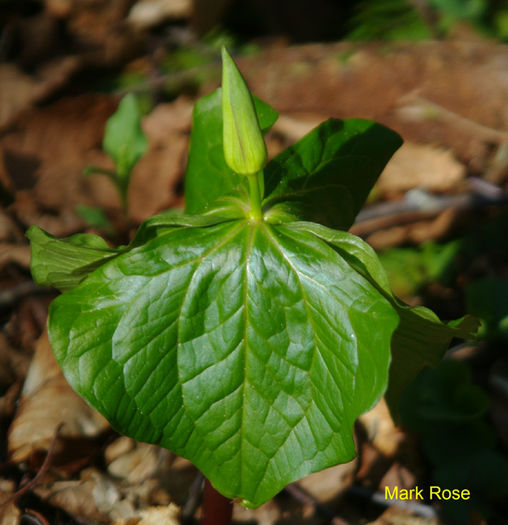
left=1, top=4, right=508, bottom=524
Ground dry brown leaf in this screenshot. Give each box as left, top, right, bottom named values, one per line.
left=1, top=94, right=117, bottom=234
left=0, top=333, right=30, bottom=387
left=359, top=398, right=405, bottom=457
left=379, top=463, right=417, bottom=497
left=8, top=331, right=109, bottom=463
left=35, top=468, right=125, bottom=523
left=35, top=466, right=175, bottom=523
left=0, top=210, right=24, bottom=243
left=364, top=208, right=461, bottom=250
left=377, top=142, right=466, bottom=196
left=298, top=460, right=357, bottom=503
left=0, top=244, right=31, bottom=271
left=67, top=0, right=140, bottom=67
left=128, top=0, right=192, bottom=29
left=2, top=94, right=189, bottom=230
left=134, top=504, right=180, bottom=525
left=106, top=438, right=171, bottom=484
left=127, top=98, right=192, bottom=221
left=44, top=0, right=73, bottom=18
left=271, top=113, right=322, bottom=143
left=232, top=499, right=285, bottom=525
left=0, top=59, right=81, bottom=131
left=0, top=502, right=20, bottom=525
left=0, top=334, right=30, bottom=418
left=142, top=98, right=193, bottom=140
left=0, top=65, right=37, bottom=131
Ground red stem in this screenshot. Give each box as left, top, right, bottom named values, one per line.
left=200, top=479, right=233, bottom=525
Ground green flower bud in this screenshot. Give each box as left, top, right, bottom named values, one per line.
left=221, top=46, right=267, bottom=175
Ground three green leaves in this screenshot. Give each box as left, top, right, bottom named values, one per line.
left=27, top=48, right=477, bottom=507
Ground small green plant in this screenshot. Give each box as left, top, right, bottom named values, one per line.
left=83, top=93, right=148, bottom=213
left=400, top=359, right=508, bottom=523
left=27, top=48, right=477, bottom=511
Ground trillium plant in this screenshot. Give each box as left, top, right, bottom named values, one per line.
left=28, top=48, right=477, bottom=514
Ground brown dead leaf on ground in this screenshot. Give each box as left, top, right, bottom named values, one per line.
left=1, top=94, right=118, bottom=235
left=34, top=467, right=127, bottom=523
left=298, top=460, right=357, bottom=504
left=377, top=143, right=466, bottom=196
left=0, top=333, right=30, bottom=417
left=115, top=504, right=180, bottom=525
left=237, top=41, right=508, bottom=166
left=128, top=97, right=193, bottom=222
left=0, top=502, right=21, bottom=525
left=0, top=59, right=81, bottom=131
left=34, top=465, right=175, bottom=523
left=0, top=210, right=24, bottom=244
left=127, top=0, right=192, bottom=29
left=8, top=331, right=109, bottom=463
left=1, top=94, right=192, bottom=232
left=233, top=499, right=284, bottom=525
left=362, top=208, right=463, bottom=251
left=105, top=437, right=173, bottom=485
left=66, top=0, right=140, bottom=67
left=359, top=399, right=405, bottom=458
left=0, top=245, right=31, bottom=272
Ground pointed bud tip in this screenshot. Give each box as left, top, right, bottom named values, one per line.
left=221, top=47, right=266, bottom=175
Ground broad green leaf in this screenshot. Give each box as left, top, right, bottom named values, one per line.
left=287, top=221, right=479, bottom=417
left=26, top=226, right=120, bottom=292
left=129, top=206, right=242, bottom=247
left=184, top=89, right=277, bottom=214
left=263, top=119, right=402, bottom=230
left=48, top=219, right=398, bottom=507
left=28, top=211, right=237, bottom=292
left=103, top=94, right=148, bottom=178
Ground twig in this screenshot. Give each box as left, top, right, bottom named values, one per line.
left=285, top=482, right=350, bottom=525
left=0, top=281, right=53, bottom=311
left=181, top=471, right=205, bottom=522
left=1, top=423, right=62, bottom=508
left=398, top=92, right=508, bottom=144
left=352, top=181, right=508, bottom=237
left=115, top=62, right=219, bottom=96
left=20, top=509, right=51, bottom=525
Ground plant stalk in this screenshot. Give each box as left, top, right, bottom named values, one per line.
left=200, top=479, right=233, bottom=525
left=247, top=171, right=263, bottom=221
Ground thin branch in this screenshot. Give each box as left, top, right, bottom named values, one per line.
left=0, top=282, right=54, bottom=311
left=181, top=471, right=205, bottom=522
left=398, top=92, right=508, bottom=144
left=2, top=423, right=62, bottom=508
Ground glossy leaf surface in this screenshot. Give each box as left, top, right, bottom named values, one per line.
left=290, top=221, right=479, bottom=416
left=47, top=219, right=399, bottom=506
left=26, top=226, right=120, bottom=292
left=264, top=119, right=402, bottom=230
left=184, top=89, right=277, bottom=214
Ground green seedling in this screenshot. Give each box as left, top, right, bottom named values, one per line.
left=83, top=93, right=148, bottom=213
left=27, top=48, right=478, bottom=513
